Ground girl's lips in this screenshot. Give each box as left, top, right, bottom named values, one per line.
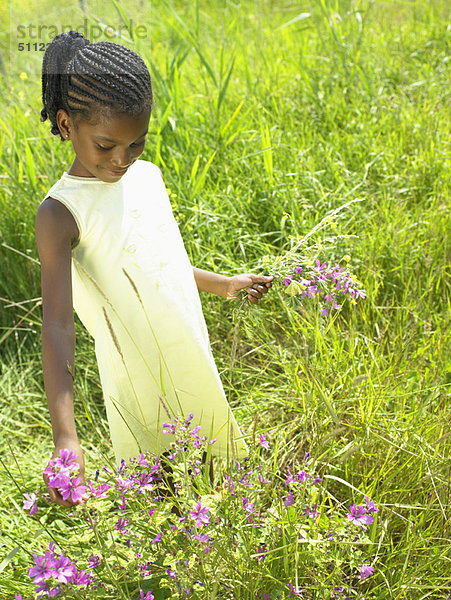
left=108, top=168, right=128, bottom=176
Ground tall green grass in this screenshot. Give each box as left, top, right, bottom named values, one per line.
left=0, top=0, right=450, bottom=598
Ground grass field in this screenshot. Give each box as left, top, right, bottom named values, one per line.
left=0, top=0, right=450, bottom=598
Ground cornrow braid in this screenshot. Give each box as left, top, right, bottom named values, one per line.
left=41, top=30, right=152, bottom=139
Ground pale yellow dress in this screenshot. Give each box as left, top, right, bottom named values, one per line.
left=43, top=160, right=249, bottom=465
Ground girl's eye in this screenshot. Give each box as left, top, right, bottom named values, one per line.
left=96, top=140, right=145, bottom=151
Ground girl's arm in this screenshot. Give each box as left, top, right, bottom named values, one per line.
left=192, top=267, right=230, bottom=297
left=35, top=198, right=86, bottom=506
left=192, top=267, right=273, bottom=304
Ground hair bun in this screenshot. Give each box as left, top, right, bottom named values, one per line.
left=63, top=30, right=90, bottom=63
left=67, top=31, right=89, bottom=49
left=44, top=30, right=90, bottom=74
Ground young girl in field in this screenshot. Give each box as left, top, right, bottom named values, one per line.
left=37, top=31, right=273, bottom=508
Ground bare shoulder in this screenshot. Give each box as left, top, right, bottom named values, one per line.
left=35, top=197, right=79, bottom=250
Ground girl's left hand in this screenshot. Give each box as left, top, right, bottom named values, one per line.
left=226, top=274, right=274, bottom=304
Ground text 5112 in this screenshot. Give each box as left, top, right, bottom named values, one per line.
left=18, top=42, right=50, bottom=51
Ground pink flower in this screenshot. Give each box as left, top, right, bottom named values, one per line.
left=192, top=532, right=211, bottom=543
left=190, top=501, right=210, bottom=527
left=360, top=564, right=375, bottom=579
left=138, top=453, right=148, bottom=467
left=23, top=492, right=38, bottom=515
left=28, top=553, right=56, bottom=584
left=54, top=448, right=79, bottom=472
left=285, top=467, right=296, bottom=486
left=50, top=555, right=77, bottom=584
left=259, top=434, right=270, bottom=449
left=46, top=471, right=71, bottom=490
left=73, top=568, right=94, bottom=585
left=285, top=491, right=295, bottom=508
left=256, top=543, right=268, bottom=562
left=288, top=581, right=303, bottom=596
left=347, top=504, right=374, bottom=527
left=88, top=481, right=111, bottom=498
left=296, top=470, right=310, bottom=482
left=365, top=496, right=379, bottom=514
left=115, top=476, right=135, bottom=491
left=59, top=477, right=88, bottom=503
left=115, top=517, right=129, bottom=536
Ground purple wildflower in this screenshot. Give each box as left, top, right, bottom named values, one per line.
left=288, top=581, right=303, bottom=596
left=23, top=492, right=38, bottom=515
left=285, top=467, right=296, bottom=486
left=34, top=581, right=61, bottom=597
left=192, top=532, right=211, bottom=543
left=303, top=504, right=320, bottom=522
left=46, top=471, right=71, bottom=490
left=115, top=517, right=129, bottom=536
left=162, top=422, right=176, bottom=434
left=296, top=470, right=310, bottom=482
left=360, top=564, right=375, bottom=579
left=58, top=476, right=88, bottom=503
left=49, top=555, right=76, bottom=584
left=28, top=553, right=55, bottom=585
left=88, top=481, right=111, bottom=498
left=365, top=497, right=379, bottom=514
left=256, top=543, right=268, bottom=562
left=259, top=434, right=270, bottom=449
left=88, top=554, right=100, bottom=569
left=283, top=276, right=293, bottom=286
left=224, top=474, right=235, bottom=493
left=285, top=491, right=295, bottom=508
left=296, top=265, right=303, bottom=274
left=151, top=532, right=162, bottom=543
left=53, top=448, right=79, bottom=472
left=258, top=472, right=271, bottom=484
left=190, top=501, right=210, bottom=527
left=139, top=591, right=155, bottom=600
left=73, top=569, right=94, bottom=585
left=115, top=476, right=135, bottom=491
left=347, top=504, right=374, bottom=527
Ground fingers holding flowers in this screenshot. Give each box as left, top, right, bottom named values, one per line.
left=226, top=273, right=274, bottom=304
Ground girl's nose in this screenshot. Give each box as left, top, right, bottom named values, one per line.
left=111, top=148, right=132, bottom=168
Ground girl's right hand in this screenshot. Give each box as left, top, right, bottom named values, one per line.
left=43, top=437, right=88, bottom=507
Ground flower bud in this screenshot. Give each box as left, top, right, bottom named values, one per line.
left=285, top=280, right=303, bottom=297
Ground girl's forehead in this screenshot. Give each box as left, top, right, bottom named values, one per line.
left=81, top=109, right=150, bottom=141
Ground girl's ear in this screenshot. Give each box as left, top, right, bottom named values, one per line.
left=56, top=109, right=73, bottom=140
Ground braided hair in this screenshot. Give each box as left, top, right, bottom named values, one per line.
left=41, top=30, right=152, bottom=140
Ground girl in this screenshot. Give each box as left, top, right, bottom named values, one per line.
left=37, top=31, right=273, bottom=507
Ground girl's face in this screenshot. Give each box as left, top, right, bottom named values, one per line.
left=57, top=108, right=151, bottom=182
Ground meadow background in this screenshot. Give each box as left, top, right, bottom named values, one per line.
left=0, top=0, right=450, bottom=598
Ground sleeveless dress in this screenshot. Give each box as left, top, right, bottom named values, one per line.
left=42, top=160, right=249, bottom=465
